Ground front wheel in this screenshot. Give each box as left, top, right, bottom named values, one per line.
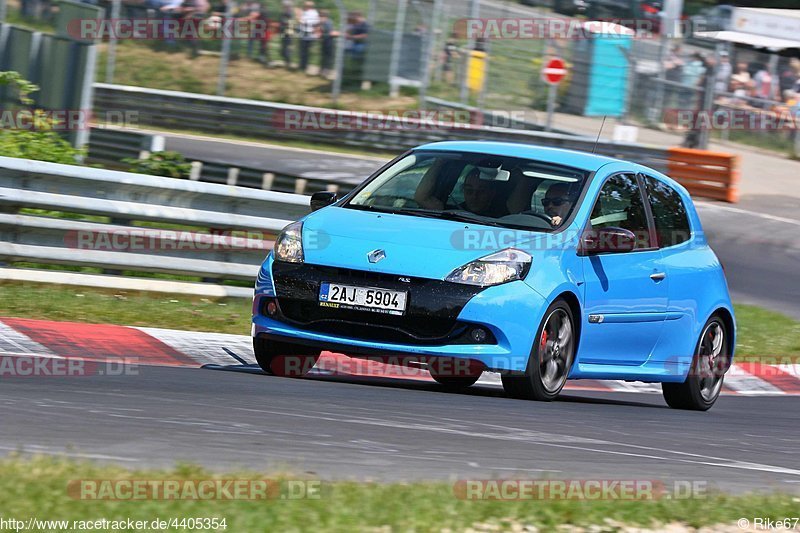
left=502, top=300, right=575, bottom=402
left=253, top=337, right=320, bottom=377
left=662, top=316, right=729, bottom=411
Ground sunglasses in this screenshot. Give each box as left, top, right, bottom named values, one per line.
left=542, top=197, right=568, bottom=207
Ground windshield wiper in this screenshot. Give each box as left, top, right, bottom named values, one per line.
left=346, top=204, right=396, bottom=214
left=395, top=208, right=505, bottom=227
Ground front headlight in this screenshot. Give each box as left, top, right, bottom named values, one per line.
left=273, top=221, right=304, bottom=263
left=445, top=248, right=532, bottom=287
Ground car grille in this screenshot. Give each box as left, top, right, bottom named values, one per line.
left=270, top=263, right=487, bottom=345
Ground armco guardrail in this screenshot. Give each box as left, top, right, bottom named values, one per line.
left=0, top=157, right=309, bottom=289
left=87, top=126, right=164, bottom=165
left=87, top=127, right=344, bottom=195
left=92, top=84, right=741, bottom=203
left=92, top=84, right=670, bottom=168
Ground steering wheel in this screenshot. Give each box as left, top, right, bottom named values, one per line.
left=519, top=210, right=553, bottom=224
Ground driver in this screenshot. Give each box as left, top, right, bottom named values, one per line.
left=415, top=166, right=502, bottom=217
left=542, top=183, right=572, bottom=227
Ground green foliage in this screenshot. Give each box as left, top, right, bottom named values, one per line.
left=122, top=151, right=192, bottom=178
left=0, top=71, right=87, bottom=164
left=0, top=71, right=38, bottom=104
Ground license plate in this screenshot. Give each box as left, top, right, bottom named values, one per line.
left=319, top=283, right=407, bottom=315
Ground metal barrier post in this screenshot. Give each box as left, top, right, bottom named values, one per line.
left=331, top=0, right=347, bottom=106
left=698, top=44, right=721, bottom=150
left=216, top=1, right=234, bottom=96
left=387, top=0, right=408, bottom=98
left=459, top=0, right=479, bottom=104
left=105, top=0, right=121, bottom=83
left=418, top=0, right=443, bottom=110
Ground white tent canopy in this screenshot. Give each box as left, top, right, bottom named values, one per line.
left=694, top=30, right=800, bottom=52
left=695, top=7, right=800, bottom=51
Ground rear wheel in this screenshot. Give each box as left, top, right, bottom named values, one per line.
left=502, top=300, right=575, bottom=402
left=662, top=316, right=729, bottom=411
left=253, top=337, right=320, bottom=377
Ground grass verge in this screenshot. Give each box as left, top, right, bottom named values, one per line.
left=1, top=281, right=799, bottom=360
left=0, top=456, right=797, bottom=532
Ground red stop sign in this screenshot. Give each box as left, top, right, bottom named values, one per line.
left=542, top=57, right=567, bottom=85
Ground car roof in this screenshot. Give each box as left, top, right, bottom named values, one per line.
left=414, top=141, right=624, bottom=172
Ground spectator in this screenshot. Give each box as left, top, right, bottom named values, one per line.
left=241, top=0, right=271, bottom=65
left=730, top=61, right=752, bottom=105
left=442, top=32, right=459, bottom=85
left=753, top=64, right=774, bottom=106
left=279, top=1, right=296, bottom=69
left=679, top=52, right=706, bottom=109
left=715, top=50, right=732, bottom=94
left=778, top=59, right=799, bottom=96
left=663, top=45, right=684, bottom=107
left=346, top=12, right=369, bottom=57
left=665, top=45, right=684, bottom=82
left=297, top=1, right=320, bottom=72
left=319, top=10, right=338, bottom=78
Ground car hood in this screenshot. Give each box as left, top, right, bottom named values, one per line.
left=301, top=206, right=552, bottom=279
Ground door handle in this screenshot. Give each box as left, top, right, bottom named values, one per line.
left=650, top=272, right=666, bottom=281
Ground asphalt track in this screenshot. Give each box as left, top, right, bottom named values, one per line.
left=1, top=365, right=799, bottom=492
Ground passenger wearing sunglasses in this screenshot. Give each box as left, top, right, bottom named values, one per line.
left=542, top=183, right=572, bottom=227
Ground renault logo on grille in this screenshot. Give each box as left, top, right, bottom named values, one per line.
left=367, top=249, right=386, bottom=263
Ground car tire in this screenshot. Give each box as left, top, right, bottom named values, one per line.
left=501, top=299, right=576, bottom=402
left=253, top=337, right=320, bottom=377
left=662, top=315, right=729, bottom=411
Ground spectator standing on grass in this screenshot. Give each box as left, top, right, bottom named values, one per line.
left=319, top=10, right=339, bottom=78
left=442, top=32, right=459, bottom=85
left=298, top=1, right=320, bottom=73
left=753, top=65, right=774, bottom=105
left=715, top=50, right=732, bottom=94
left=664, top=45, right=684, bottom=107
left=778, top=59, right=799, bottom=96
left=679, top=52, right=706, bottom=110
left=241, top=0, right=271, bottom=65
left=279, top=1, right=296, bottom=69
left=346, top=12, right=369, bottom=58
left=730, top=62, right=752, bottom=105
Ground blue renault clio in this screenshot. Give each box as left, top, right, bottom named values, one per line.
left=253, top=141, right=735, bottom=411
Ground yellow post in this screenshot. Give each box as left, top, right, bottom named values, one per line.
left=467, top=50, right=487, bottom=95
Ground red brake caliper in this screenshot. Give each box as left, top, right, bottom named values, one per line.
left=540, top=330, right=548, bottom=350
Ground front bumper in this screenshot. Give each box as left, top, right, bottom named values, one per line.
left=252, top=257, right=547, bottom=372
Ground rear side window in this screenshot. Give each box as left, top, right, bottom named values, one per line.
left=644, top=176, right=691, bottom=247
left=589, top=174, right=652, bottom=249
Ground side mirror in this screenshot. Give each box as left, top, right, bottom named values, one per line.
left=310, top=191, right=338, bottom=211
left=579, top=227, right=637, bottom=255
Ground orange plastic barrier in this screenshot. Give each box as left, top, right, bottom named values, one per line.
left=666, top=148, right=740, bottom=203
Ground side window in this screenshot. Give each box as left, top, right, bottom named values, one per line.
left=589, top=174, right=652, bottom=249
left=644, top=176, right=692, bottom=247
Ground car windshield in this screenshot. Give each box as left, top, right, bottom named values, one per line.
left=345, top=151, right=590, bottom=231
